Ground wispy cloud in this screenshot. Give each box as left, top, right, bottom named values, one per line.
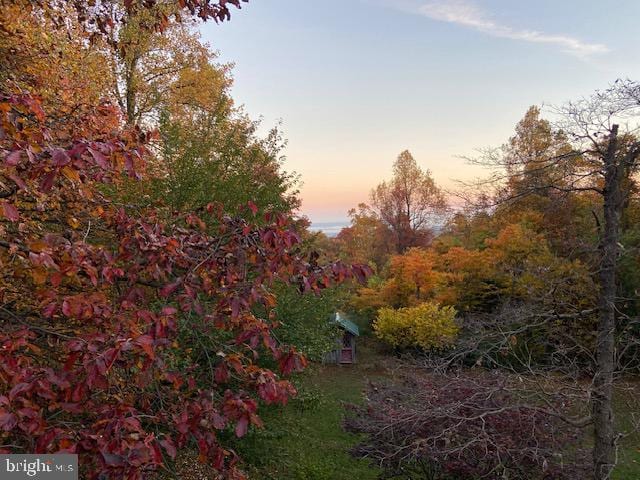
left=414, top=0, right=608, bottom=58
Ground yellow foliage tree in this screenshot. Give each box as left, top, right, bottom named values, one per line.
left=434, top=246, right=498, bottom=311
left=0, top=3, right=114, bottom=140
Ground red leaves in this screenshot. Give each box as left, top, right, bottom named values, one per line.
left=101, top=452, right=125, bottom=467
left=352, top=264, right=373, bottom=284
left=159, top=438, right=176, bottom=459
left=234, top=416, right=249, bottom=438
left=159, top=279, right=181, bottom=298
left=230, top=296, right=242, bottom=318
left=0, top=412, right=18, bottom=431
left=0, top=90, right=363, bottom=480
left=214, top=363, right=229, bottom=384
left=8, top=173, right=26, bottom=190
left=4, top=150, right=20, bottom=166
left=52, top=149, right=70, bottom=167
left=0, top=93, right=148, bottom=211
left=102, top=347, right=121, bottom=374
left=61, top=294, right=108, bottom=320
left=39, top=170, right=56, bottom=192
left=278, top=349, right=307, bottom=376
left=255, top=370, right=296, bottom=405
left=0, top=201, right=18, bottom=221
left=134, top=335, right=155, bottom=360
left=89, top=147, right=110, bottom=169
left=221, top=393, right=260, bottom=439
left=9, top=383, right=31, bottom=401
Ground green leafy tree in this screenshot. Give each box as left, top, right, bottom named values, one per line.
left=268, top=284, right=347, bottom=361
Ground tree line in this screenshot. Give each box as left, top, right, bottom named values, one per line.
left=336, top=98, right=640, bottom=480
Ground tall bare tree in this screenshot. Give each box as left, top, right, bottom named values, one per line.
left=559, top=81, right=640, bottom=479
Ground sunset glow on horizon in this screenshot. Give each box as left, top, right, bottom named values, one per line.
left=202, top=0, right=640, bottom=224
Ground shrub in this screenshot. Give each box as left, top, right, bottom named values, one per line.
left=373, top=302, right=458, bottom=350
left=0, top=92, right=371, bottom=479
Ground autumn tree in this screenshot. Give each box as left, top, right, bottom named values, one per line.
left=335, top=203, right=392, bottom=271
left=0, top=3, right=114, bottom=139
left=434, top=208, right=494, bottom=251
left=493, top=106, right=595, bottom=256
left=107, top=12, right=232, bottom=127
left=371, top=150, right=446, bottom=253
left=463, top=82, right=640, bottom=479
left=15, top=0, right=248, bottom=40
left=0, top=70, right=366, bottom=480
left=0, top=2, right=372, bottom=479
left=103, top=14, right=300, bottom=221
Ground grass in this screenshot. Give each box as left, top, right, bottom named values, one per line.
left=173, top=326, right=639, bottom=479
left=234, top=339, right=385, bottom=480
left=612, top=383, right=640, bottom=480
left=234, top=346, right=640, bottom=480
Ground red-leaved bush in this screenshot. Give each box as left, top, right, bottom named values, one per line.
left=0, top=91, right=370, bottom=479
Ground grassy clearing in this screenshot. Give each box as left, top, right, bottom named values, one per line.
left=234, top=339, right=385, bottom=480
left=613, top=384, right=640, bottom=480
left=174, top=330, right=639, bottom=480
left=235, top=346, right=639, bottom=480
left=615, top=433, right=640, bottom=479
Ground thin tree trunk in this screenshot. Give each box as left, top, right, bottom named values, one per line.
left=125, top=55, right=139, bottom=125
left=593, top=124, right=619, bottom=480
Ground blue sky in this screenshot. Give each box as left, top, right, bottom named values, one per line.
left=200, top=0, right=640, bottom=223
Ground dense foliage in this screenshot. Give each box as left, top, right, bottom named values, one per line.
left=266, top=284, right=347, bottom=361
left=338, top=100, right=640, bottom=479
left=0, top=2, right=372, bottom=479
left=373, top=303, right=458, bottom=351
left=0, top=90, right=369, bottom=478
left=2, top=1, right=640, bottom=479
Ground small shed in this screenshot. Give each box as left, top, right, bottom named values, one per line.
left=323, top=312, right=360, bottom=365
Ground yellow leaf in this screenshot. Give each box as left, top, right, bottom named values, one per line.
left=67, top=217, right=80, bottom=229
left=28, top=240, right=48, bottom=252
left=31, top=268, right=48, bottom=285
left=61, top=166, right=80, bottom=182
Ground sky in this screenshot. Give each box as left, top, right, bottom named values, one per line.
left=200, top=0, right=640, bottom=223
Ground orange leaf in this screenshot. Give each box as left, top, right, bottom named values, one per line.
left=61, top=166, right=80, bottom=182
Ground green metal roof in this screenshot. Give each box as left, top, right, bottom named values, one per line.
left=335, top=312, right=359, bottom=336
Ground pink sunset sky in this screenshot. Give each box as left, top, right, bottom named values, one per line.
left=201, top=0, right=640, bottom=223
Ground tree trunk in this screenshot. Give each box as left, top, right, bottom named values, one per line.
left=125, top=55, right=139, bottom=125
left=593, top=124, right=619, bottom=480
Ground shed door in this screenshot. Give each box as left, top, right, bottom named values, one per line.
left=339, top=332, right=354, bottom=363
left=340, top=348, right=353, bottom=363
